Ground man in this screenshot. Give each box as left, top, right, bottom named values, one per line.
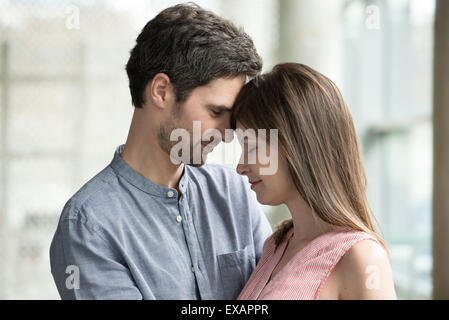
left=50, top=3, right=272, bottom=299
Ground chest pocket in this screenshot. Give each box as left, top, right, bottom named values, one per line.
left=217, top=244, right=256, bottom=299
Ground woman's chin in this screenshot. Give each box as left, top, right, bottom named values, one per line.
left=255, top=192, right=282, bottom=206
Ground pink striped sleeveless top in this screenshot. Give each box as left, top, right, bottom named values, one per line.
left=238, top=227, right=383, bottom=300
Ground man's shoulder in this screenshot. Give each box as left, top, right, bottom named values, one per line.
left=60, top=165, right=118, bottom=224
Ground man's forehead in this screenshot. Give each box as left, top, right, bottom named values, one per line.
left=203, top=75, right=245, bottom=93
left=205, top=75, right=246, bottom=87
left=185, top=75, right=245, bottom=107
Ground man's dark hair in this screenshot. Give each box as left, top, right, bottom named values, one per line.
left=125, top=2, right=263, bottom=108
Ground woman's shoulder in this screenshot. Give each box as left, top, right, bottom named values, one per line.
left=338, top=237, right=389, bottom=274
left=331, top=235, right=396, bottom=299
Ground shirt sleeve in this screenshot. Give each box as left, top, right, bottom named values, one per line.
left=49, top=204, right=150, bottom=300
left=247, top=188, right=273, bottom=263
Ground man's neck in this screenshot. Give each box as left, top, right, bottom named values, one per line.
left=120, top=111, right=185, bottom=190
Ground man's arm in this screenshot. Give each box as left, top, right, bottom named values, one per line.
left=50, top=208, right=150, bottom=300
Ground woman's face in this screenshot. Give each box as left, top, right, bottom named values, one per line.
left=235, top=121, right=296, bottom=206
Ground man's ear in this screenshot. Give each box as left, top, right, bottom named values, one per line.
left=144, top=73, right=175, bottom=110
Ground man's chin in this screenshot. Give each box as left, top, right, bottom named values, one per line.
left=186, top=147, right=210, bottom=167
left=187, top=155, right=207, bottom=167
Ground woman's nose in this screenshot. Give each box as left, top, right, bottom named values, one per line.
left=236, top=163, right=248, bottom=176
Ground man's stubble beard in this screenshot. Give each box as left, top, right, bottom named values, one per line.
left=157, top=103, right=207, bottom=167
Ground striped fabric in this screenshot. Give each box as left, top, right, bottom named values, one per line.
left=237, top=227, right=383, bottom=300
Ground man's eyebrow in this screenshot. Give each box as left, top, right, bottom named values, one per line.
left=206, top=104, right=233, bottom=112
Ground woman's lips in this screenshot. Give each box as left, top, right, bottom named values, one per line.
left=250, top=180, right=262, bottom=189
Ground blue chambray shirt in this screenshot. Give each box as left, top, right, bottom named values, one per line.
left=49, top=145, right=272, bottom=300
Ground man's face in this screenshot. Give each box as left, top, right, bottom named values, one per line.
left=158, top=75, right=246, bottom=166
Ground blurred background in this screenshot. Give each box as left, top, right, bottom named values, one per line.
left=0, top=0, right=447, bottom=299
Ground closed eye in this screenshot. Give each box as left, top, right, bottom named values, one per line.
left=207, top=104, right=232, bottom=118
left=211, top=110, right=224, bottom=118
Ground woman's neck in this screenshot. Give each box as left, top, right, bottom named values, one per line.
left=285, top=192, right=335, bottom=246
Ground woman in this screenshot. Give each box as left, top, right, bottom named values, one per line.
left=232, top=63, right=396, bottom=300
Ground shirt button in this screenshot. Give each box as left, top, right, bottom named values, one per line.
left=191, top=266, right=195, bottom=273
left=176, top=215, right=182, bottom=223
left=167, top=190, right=174, bottom=198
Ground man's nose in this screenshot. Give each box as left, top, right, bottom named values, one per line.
left=211, top=127, right=228, bottom=144
left=220, top=116, right=234, bottom=143
left=221, top=128, right=234, bottom=143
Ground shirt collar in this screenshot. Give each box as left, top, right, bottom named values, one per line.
left=109, top=144, right=189, bottom=199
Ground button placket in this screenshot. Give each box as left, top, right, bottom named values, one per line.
left=177, top=199, right=201, bottom=288
left=183, top=204, right=202, bottom=289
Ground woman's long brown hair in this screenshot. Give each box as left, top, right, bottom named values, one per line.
left=232, top=63, right=388, bottom=252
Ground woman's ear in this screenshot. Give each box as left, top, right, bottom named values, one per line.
left=143, top=73, right=175, bottom=110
